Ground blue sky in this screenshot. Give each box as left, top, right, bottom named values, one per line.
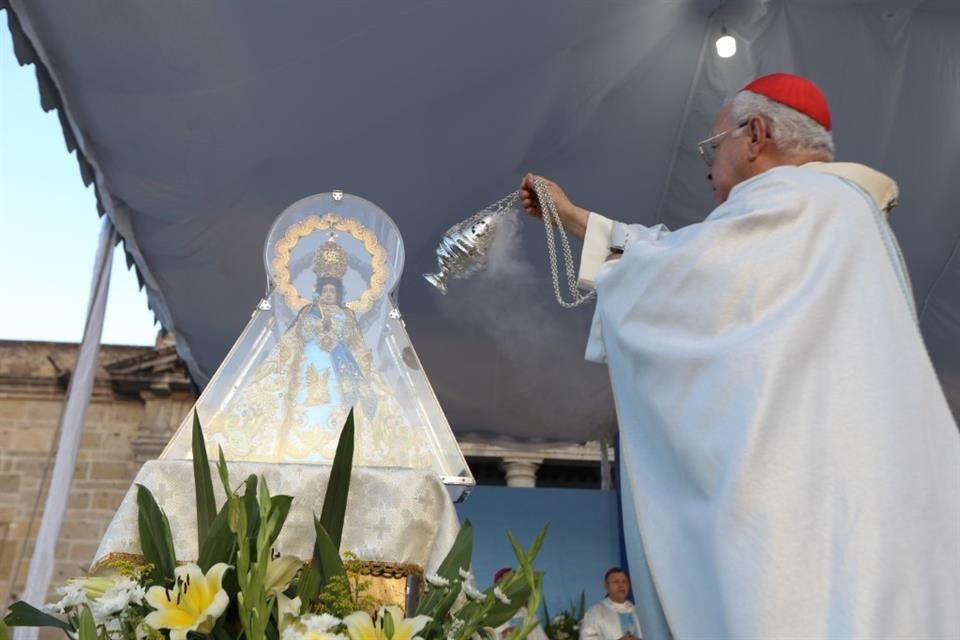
left=0, top=25, right=157, bottom=346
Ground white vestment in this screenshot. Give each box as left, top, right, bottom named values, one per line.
left=578, top=164, right=960, bottom=639
left=580, top=598, right=643, bottom=640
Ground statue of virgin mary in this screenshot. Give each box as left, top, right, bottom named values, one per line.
left=160, top=191, right=472, bottom=495
left=92, top=192, right=469, bottom=596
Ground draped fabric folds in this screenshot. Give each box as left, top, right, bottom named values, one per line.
left=586, top=166, right=960, bottom=639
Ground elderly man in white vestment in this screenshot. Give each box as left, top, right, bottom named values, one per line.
left=520, top=73, right=960, bottom=639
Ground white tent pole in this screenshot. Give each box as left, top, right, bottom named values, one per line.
left=13, top=217, right=116, bottom=640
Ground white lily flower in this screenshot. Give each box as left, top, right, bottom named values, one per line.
left=265, top=554, right=304, bottom=593
left=102, top=618, right=124, bottom=640
left=302, top=613, right=343, bottom=633
left=461, top=581, right=485, bottom=602
left=281, top=612, right=344, bottom=640
left=277, top=592, right=304, bottom=632
left=425, top=573, right=450, bottom=588
left=93, top=577, right=147, bottom=619
left=493, top=586, right=511, bottom=606
left=46, top=582, right=88, bottom=613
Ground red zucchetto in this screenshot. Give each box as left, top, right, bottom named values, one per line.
left=741, top=73, right=831, bottom=131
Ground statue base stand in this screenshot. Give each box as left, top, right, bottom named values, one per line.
left=90, top=460, right=459, bottom=609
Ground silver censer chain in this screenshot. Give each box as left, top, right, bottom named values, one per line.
left=529, top=176, right=596, bottom=308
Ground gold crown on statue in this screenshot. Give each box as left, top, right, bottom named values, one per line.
left=313, top=233, right=348, bottom=279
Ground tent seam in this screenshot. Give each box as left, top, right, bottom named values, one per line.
left=653, top=6, right=715, bottom=225
left=918, top=232, right=960, bottom=322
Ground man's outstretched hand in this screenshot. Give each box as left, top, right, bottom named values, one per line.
left=519, top=173, right=590, bottom=240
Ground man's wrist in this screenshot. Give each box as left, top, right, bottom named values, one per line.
left=565, top=206, right=590, bottom=239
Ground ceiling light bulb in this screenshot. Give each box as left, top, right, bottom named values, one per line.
left=716, top=32, right=737, bottom=58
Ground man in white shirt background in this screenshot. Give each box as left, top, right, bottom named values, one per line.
left=580, top=568, right=641, bottom=640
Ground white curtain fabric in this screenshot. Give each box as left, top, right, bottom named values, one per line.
left=14, top=218, right=115, bottom=640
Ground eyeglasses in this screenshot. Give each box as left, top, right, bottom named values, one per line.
left=697, top=121, right=748, bottom=167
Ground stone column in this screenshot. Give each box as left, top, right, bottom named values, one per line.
left=501, top=458, right=542, bottom=488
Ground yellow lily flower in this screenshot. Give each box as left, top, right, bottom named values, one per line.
left=344, top=606, right=430, bottom=640
left=265, top=555, right=304, bottom=593
left=144, top=563, right=231, bottom=640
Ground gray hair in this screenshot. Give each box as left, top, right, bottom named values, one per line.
left=730, top=90, right=835, bottom=159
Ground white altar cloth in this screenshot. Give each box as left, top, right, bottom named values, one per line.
left=92, top=460, right=460, bottom=573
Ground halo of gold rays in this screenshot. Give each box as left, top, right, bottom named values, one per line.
left=272, top=214, right=387, bottom=313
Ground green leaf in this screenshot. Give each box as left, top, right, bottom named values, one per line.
left=3, top=602, right=72, bottom=631
left=266, top=618, right=280, bottom=640
left=313, top=517, right=346, bottom=587
left=418, top=586, right=463, bottom=640
left=482, top=526, right=548, bottom=628
left=319, top=409, right=355, bottom=549
left=508, top=525, right=547, bottom=572
left=295, top=517, right=346, bottom=612
left=505, top=572, right=545, bottom=640
left=191, top=410, right=218, bottom=550
left=136, top=484, right=177, bottom=582
left=258, top=475, right=272, bottom=515
left=241, top=475, right=262, bottom=557
left=264, top=494, right=293, bottom=546
left=478, top=572, right=535, bottom=627
left=296, top=563, right=322, bottom=613
left=415, top=521, right=473, bottom=616
left=198, top=501, right=238, bottom=571
left=242, top=475, right=260, bottom=525
left=460, top=526, right=549, bottom=630
left=0, top=619, right=9, bottom=640
left=436, top=520, right=474, bottom=579
left=76, top=606, right=97, bottom=640
left=382, top=608, right=395, bottom=639
left=216, top=446, right=231, bottom=497
left=212, top=624, right=234, bottom=640
left=469, top=576, right=534, bottom=628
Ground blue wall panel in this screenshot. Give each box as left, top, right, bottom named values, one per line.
left=455, top=487, right=620, bottom=619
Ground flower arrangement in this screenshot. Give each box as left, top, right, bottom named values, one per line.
left=2, top=411, right=546, bottom=640
left=541, top=592, right=585, bottom=640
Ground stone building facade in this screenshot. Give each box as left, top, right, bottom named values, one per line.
left=0, top=337, right=608, bottom=610
left=0, top=336, right=193, bottom=608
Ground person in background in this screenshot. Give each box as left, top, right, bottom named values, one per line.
left=579, top=568, right=641, bottom=640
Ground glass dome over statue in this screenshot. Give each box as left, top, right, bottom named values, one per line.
left=161, top=192, right=473, bottom=499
